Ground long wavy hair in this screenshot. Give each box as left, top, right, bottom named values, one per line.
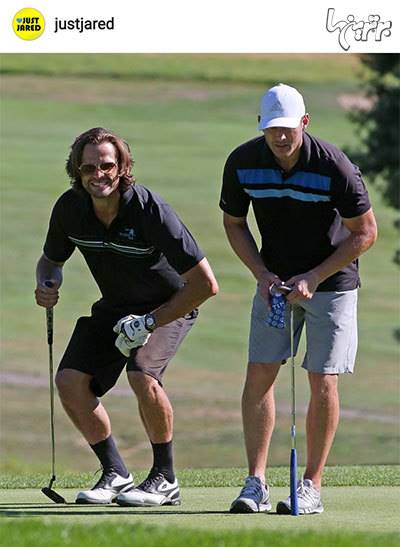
left=66, top=127, right=135, bottom=196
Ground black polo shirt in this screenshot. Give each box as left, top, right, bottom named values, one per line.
left=44, top=185, right=204, bottom=314
left=220, top=132, right=371, bottom=291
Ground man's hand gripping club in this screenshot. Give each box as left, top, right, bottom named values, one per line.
left=113, top=315, right=153, bottom=357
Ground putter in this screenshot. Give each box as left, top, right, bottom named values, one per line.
left=41, top=281, right=66, bottom=504
left=271, top=283, right=299, bottom=515
left=289, top=304, right=299, bottom=516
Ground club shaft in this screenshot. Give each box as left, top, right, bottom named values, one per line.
left=46, top=307, right=56, bottom=480
left=46, top=306, right=53, bottom=345
left=290, top=305, right=296, bottom=450
left=289, top=305, right=299, bottom=515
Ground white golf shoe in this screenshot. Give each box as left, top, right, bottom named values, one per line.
left=116, top=472, right=180, bottom=506
left=230, top=476, right=272, bottom=513
left=75, top=470, right=134, bottom=504
left=276, top=478, right=324, bottom=514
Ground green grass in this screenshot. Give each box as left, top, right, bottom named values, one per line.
left=1, top=484, right=399, bottom=543
left=1, top=466, right=399, bottom=489
left=0, top=53, right=361, bottom=85
left=0, top=54, right=399, bottom=472
left=1, top=522, right=398, bottom=547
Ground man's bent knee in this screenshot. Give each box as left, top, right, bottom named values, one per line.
left=127, top=370, right=160, bottom=399
left=55, top=369, right=93, bottom=404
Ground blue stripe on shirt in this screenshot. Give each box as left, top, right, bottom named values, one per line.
left=237, top=169, right=331, bottom=192
left=243, top=188, right=331, bottom=202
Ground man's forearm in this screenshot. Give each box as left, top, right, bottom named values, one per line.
left=152, top=258, right=218, bottom=327
left=286, top=209, right=377, bottom=301
left=36, top=254, right=64, bottom=286
left=224, top=221, right=268, bottom=280
left=153, top=282, right=211, bottom=327
left=35, top=254, right=64, bottom=308
left=312, top=230, right=376, bottom=284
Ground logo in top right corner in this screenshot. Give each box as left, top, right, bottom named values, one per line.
left=326, top=8, right=392, bottom=51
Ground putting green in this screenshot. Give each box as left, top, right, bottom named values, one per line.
left=0, top=487, right=398, bottom=534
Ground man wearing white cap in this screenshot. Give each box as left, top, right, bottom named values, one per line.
left=220, top=84, right=377, bottom=514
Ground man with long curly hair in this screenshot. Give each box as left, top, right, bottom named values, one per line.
left=35, top=127, right=218, bottom=506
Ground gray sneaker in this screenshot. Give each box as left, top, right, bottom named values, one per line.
left=230, top=476, right=272, bottom=513
left=76, top=470, right=134, bottom=504
left=276, top=479, right=324, bottom=514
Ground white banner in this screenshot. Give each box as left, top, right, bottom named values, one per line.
left=0, top=0, right=398, bottom=53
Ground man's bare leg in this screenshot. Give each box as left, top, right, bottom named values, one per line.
left=128, top=371, right=175, bottom=482
left=55, top=368, right=110, bottom=443
left=304, top=372, right=340, bottom=489
left=242, top=363, right=281, bottom=482
left=127, top=371, right=173, bottom=443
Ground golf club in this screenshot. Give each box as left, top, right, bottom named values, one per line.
left=41, top=281, right=66, bottom=504
left=270, top=283, right=299, bottom=515
left=289, top=304, right=299, bottom=516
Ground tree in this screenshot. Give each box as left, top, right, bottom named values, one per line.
left=349, top=54, right=399, bottom=210
left=349, top=55, right=400, bottom=341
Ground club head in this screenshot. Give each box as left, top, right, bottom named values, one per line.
left=41, top=486, right=66, bottom=504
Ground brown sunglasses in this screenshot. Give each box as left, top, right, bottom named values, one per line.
left=79, top=162, right=117, bottom=176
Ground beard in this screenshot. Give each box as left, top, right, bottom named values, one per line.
left=82, top=175, right=120, bottom=200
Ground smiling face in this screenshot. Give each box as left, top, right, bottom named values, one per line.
left=80, top=142, right=120, bottom=200
left=263, top=114, right=309, bottom=172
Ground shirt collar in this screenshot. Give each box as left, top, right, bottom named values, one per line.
left=299, top=132, right=312, bottom=167
left=117, top=185, right=134, bottom=217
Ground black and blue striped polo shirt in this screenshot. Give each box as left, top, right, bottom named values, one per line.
left=44, top=185, right=204, bottom=314
left=220, top=132, right=371, bottom=291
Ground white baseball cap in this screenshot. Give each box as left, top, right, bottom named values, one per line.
left=258, top=83, right=306, bottom=130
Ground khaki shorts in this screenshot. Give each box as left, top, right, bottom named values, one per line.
left=249, top=288, right=358, bottom=374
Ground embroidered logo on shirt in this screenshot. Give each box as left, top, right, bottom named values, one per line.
left=118, top=228, right=136, bottom=240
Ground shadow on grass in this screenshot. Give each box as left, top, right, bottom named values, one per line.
left=0, top=506, right=234, bottom=517
left=0, top=505, right=292, bottom=518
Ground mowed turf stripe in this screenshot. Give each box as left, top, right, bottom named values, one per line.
left=1, top=466, right=398, bottom=488
left=0, top=521, right=398, bottom=547
left=0, top=487, right=398, bottom=535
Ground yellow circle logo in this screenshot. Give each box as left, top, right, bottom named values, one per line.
left=13, top=8, right=45, bottom=41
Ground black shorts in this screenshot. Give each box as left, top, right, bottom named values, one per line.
left=58, top=306, right=198, bottom=397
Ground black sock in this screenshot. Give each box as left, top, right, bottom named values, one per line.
left=90, top=435, right=129, bottom=478
left=150, top=440, right=174, bottom=482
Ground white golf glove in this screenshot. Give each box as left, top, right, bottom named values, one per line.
left=113, top=314, right=151, bottom=357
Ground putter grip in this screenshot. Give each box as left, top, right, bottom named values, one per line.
left=46, top=308, right=53, bottom=345
left=290, top=448, right=299, bottom=516
left=44, top=281, right=54, bottom=346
